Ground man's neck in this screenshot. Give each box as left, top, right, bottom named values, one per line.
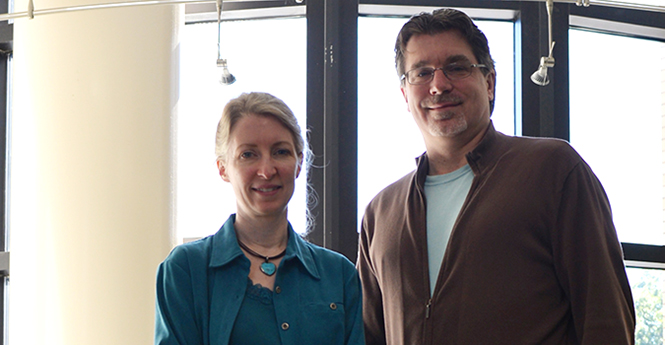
left=426, top=154, right=468, bottom=175
left=424, top=123, right=489, bottom=175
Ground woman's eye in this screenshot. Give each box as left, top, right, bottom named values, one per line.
left=240, top=151, right=254, bottom=159
left=275, top=148, right=291, bottom=156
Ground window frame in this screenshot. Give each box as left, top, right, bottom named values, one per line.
left=0, top=0, right=10, bottom=341
left=567, top=3, right=665, bottom=265
left=183, top=0, right=665, bottom=265
left=0, top=0, right=660, bottom=343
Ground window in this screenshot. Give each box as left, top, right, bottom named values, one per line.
left=628, top=267, right=665, bottom=344
left=357, top=15, right=515, bottom=227
left=569, top=28, right=665, bottom=246
left=179, top=4, right=665, bottom=343
left=610, top=0, right=663, bottom=7
left=177, top=16, right=308, bottom=241
left=569, top=22, right=665, bottom=344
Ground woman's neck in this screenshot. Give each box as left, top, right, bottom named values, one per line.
left=234, top=214, right=289, bottom=252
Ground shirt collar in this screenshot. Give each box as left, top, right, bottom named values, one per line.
left=209, top=214, right=320, bottom=280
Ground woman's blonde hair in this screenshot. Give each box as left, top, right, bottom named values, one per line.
left=214, top=92, right=316, bottom=232
left=215, top=92, right=306, bottom=164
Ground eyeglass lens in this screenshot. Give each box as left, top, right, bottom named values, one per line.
left=406, top=63, right=475, bottom=84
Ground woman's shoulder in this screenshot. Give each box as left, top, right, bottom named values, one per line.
left=161, top=235, right=215, bottom=269
left=296, top=236, right=355, bottom=271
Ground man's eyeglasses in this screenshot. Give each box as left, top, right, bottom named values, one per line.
left=401, top=62, right=487, bottom=85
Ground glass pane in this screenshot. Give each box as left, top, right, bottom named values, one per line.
left=606, top=0, right=664, bottom=7
left=178, top=18, right=307, bottom=241
left=569, top=29, right=665, bottom=245
left=358, top=16, right=515, bottom=228
left=627, top=266, right=665, bottom=345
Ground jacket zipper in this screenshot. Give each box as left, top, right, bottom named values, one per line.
left=425, top=298, right=432, bottom=319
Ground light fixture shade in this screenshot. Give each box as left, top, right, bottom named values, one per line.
left=217, top=58, right=236, bottom=85
left=530, top=56, right=555, bottom=86
left=530, top=65, right=550, bottom=86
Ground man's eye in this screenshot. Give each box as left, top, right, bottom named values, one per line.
left=447, top=64, right=469, bottom=73
left=416, top=68, right=434, bottom=78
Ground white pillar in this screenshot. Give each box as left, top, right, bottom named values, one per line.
left=9, top=1, right=180, bottom=344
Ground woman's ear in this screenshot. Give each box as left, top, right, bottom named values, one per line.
left=296, top=153, right=304, bottom=178
left=217, top=160, right=231, bottom=182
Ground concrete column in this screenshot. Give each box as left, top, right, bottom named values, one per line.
left=661, top=44, right=665, bottom=239
left=9, top=1, right=180, bottom=344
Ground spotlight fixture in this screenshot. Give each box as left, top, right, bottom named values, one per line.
left=530, top=0, right=556, bottom=86
left=216, top=0, right=235, bottom=85
left=217, top=58, right=236, bottom=85
left=530, top=47, right=555, bottom=86
left=27, top=0, right=34, bottom=19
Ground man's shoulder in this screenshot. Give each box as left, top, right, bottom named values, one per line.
left=498, top=133, right=582, bottom=163
left=375, top=169, right=416, bottom=198
left=499, top=131, right=569, bottom=148
left=364, top=170, right=417, bottom=216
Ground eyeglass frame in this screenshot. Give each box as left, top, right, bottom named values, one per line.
left=400, top=62, right=488, bottom=85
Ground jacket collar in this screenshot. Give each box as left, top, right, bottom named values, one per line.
left=465, top=121, right=504, bottom=175
left=209, top=214, right=320, bottom=279
left=415, top=121, right=505, bottom=181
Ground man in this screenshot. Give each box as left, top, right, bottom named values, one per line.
left=356, top=8, right=635, bottom=345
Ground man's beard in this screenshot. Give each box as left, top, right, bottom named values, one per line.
left=428, top=112, right=468, bottom=137
left=422, top=95, right=468, bottom=137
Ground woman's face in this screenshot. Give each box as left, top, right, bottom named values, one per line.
left=217, top=114, right=302, bottom=220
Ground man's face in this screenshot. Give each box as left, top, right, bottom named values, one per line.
left=400, top=31, right=495, bottom=146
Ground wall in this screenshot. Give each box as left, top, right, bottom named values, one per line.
left=8, top=0, right=181, bottom=343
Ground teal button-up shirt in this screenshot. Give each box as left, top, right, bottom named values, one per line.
left=155, top=214, right=364, bottom=345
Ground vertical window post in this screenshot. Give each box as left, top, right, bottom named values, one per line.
left=307, top=0, right=359, bottom=262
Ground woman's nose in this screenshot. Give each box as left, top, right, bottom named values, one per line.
left=257, top=158, right=277, bottom=179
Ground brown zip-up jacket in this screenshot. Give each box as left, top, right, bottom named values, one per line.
left=357, top=123, right=635, bottom=345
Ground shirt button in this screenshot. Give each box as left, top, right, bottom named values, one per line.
left=275, top=286, right=281, bottom=294
left=330, top=303, right=337, bottom=310
left=281, top=322, right=290, bottom=330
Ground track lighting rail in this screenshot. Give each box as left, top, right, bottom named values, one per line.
left=0, top=0, right=273, bottom=22
left=516, top=0, right=664, bottom=13
left=0, top=0, right=662, bottom=23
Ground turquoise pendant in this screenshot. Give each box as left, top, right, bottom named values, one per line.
left=260, top=262, right=277, bottom=276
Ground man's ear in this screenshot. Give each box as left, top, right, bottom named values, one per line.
left=217, top=160, right=231, bottom=182
left=400, top=85, right=411, bottom=113
left=485, top=69, right=496, bottom=102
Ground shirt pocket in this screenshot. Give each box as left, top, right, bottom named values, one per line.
left=297, top=301, right=346, bottom=344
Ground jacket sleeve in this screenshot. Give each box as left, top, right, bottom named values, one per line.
left=155, top=248, right=203, bottom=345
left=356, top=213, right=387, bottom=345
left=552, top=161, right=635, bottom=344
left=343, top=261, right=366, bottom=345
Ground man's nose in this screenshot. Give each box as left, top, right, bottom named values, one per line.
left=429, top=68, right=453, bottom=95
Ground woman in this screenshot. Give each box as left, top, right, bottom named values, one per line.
left=155, top=92, right=364, bottom=345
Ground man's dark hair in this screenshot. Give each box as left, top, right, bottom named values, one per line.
left=395, top=8, right=496, bottom=113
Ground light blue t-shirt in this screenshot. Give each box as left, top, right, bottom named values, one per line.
left=424, top=164, right=474, bottom=295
